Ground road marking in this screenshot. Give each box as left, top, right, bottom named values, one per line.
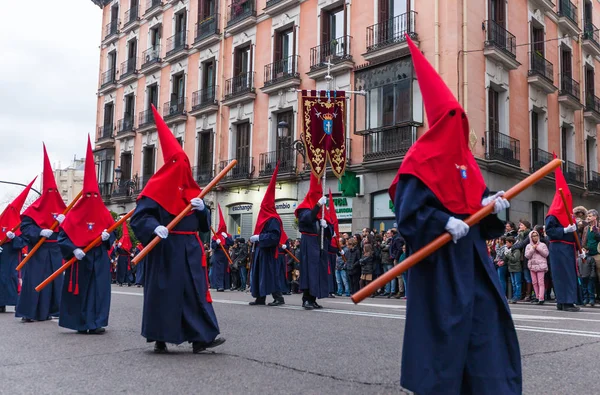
left=515, top=325, right=600, bottom=339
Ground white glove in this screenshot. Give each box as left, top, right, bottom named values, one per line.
left=6, top=231, right=15, bottom=240
left=191, top=198, right=205, bottom=211
left=216, top=239, right=222, bottom=245
left=340, top=250, right=345, bottom=256
left=101, top=230, right=110, bottom=241
left=563, top=223, right=577, bottom=233
left=154, top=225, right=169, bottom=239
left=281, top=244, right=287, bottom=250
left=55, top=214, right=65, bottom=224
left=40, top=229, right=53, bottom=238
left=318, top=196, right=327, bottom=206
left=131, top=253, right=135, bottom=257
left=0, top=246, right=3, bottom=253
left=320, top=219, right=327, bottom=228
left=221, top=232, right=228, bottom=239
left=117, top=242, right=122, bottom=248
left=481, top=191, right=510, bottom=214
left=445, top=217, right=469, bottom=243
left=73, top=248, right=86, bottom=260
left=579, top=252, right=586, bottom=259
left=250, top=235, right=259, bottom=243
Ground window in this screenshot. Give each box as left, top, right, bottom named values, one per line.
left=120, top=152, right=132, bottom=182
left=531, top=201, right=546, bottom=228
left=561, top=126, right=570, bottom=168
left=150, top=25, right=161, bottom=48
left=274, top=27, right=294, bottom=62
left=235, top=122, right=251, bottom=176
left=322, top=6, right=344, bottom=45
left=586, top=66, right=595, bottom=103
left=196, top=130, right=213, bottom=183
left=147, top=84, right=158, bottom=109
left=234, top=45, right=252, bottom=75
left=128, top=39, right=137, bottom=60
left=379, top=0, right=409, bottom=22
left=111, top=4, right=119, bottom=23
left=531, top=25, right=544, bottom=56
left=488, top=0, right=505, bottom=27
left=169, top=73, right=185, bottom=113
left=142, top=145, right=156, bottom=186
left=586, top=136, right=597, bottom=173
left=203, top=59, right=215, bottom=89
left=276, top=111, right=294, bottom=169
left=199, top=0, right=216, bottom=20
left=95, top=149, right=115, bottom=197
left=175, top=10, right=187, bottom=34
left=561, top=46, right=572, bottom=78
left=108, top=51, right=117, bottom=77
left=103, top=102, right=114, bottom=137
left=488, top=89, right=500, bottom=133
left=531, top=111, right=539, bottom=154
left=124, top=94, right=135, bottom=121
left=584, top=0, right=593, bottom=26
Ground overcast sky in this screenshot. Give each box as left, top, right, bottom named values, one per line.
left=0, top=0, right=102, bottom=207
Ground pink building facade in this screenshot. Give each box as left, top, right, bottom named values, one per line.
left=92, top=0, right=600, bottom=238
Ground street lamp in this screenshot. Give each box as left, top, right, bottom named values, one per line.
left=0, top=181, right=42, bottom=196
left=276, top=120, right=306, bottom=164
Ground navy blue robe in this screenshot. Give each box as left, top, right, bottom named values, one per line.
left=210, top=236, right=233, bottom=290
left=57, top=230, right=115, bottom=331
left=545, top=215, right=579, bottom=304
left=250, top=218, right=281, bottom=297
left=131, top=197, right=219, bottom=345
left=297, top=205, right=332, bottom=299
left=0, top=236, right=26, bottom=307
left=395, top=175, right=521, bottom=394
left=134, top=246, right=145, bottom=286
left=16, top=216, right=63, bottom=321
left=327, top=244, right=338, bottom=294
left=115, top=247, right=133, bottom=285
left=276, top=247, right=288, bottom=293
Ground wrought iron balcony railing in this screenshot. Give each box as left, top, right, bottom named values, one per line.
left=166, top=31, right=188, bottom=56
left=100, top=68, right=116, bottom=87
left=264, top=55, right=299, bottom=86
left=560, top=74, right=581, bottom=101
left=125, top=4, right=139, bottom=24
left=363, top=125, right=415, bottom=161
left=227, top=0, right=256, bottom=27
left=529, top=51, right=554, bottom=83
left=138, top=108, right=156, bottom=128
left=486, top=131, right=520, bottom=166
left=192, top=164, right=214, bottom=186
left=366, top=11, right=417, bottom=52
left=564, top=160, right=584, bottom=186
left=117, top=116, right=135, bottom=134
left=588, top=170, right=600, bottom=192
left=259, top=146, right=298, bottom=177
left=558, top=0, right=578, bottom=26
left=484, top=20, right=517, bottom=58
left=218, top=157, right=254, bottom=180
left=195, top=13, right=220, bottom=41
left=586, top=94, right=600, bottom=114
left=120, top=58, right=137, bottom=78
left=310, top=35, right=352, bottom=70
left=224, top=71, right=255, bottom=99
left=104, top=19, right=119, bottom=39
left=192, top=86, right=218, bottom=110
left=145, top=0, right=162, bottom=14
left=530, top=148, right=553, bottom=173
left=113, top=177, right=141, bottom=198
left=98, top=124, right=114, bottom=140
left=584, top=22, right=600, bottom=47
left=163, top=97, right=187, bottom=118
left=142, top=46, right=161, bottom=67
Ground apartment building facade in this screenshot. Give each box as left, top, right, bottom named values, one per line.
left=91, top=0, right=600, bottom=239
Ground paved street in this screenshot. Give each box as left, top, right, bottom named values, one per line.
left=1, top=285, right=599, bottom=394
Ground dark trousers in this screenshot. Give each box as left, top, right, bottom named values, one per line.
left=302, top=290, right=316, bottom=304
left=349, top=273, right=360, bottom=294
left=230, top=270, right=240, bottom=289
left=256, top=291, right=284, bottom=303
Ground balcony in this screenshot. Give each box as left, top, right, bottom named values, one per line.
left=144, top=0, right=163, bottom=19
left=98, top=68, right=117, bottom=94
left=483, top=20, right=520, bottom=70
left=557, top=0, right=580, bottom=37
left=485, top=131, right=521, bottom=174
left=192, top=14, right=220, bottom=50
left=190, top=86, right=219, bottom=117
left=584, top=94, right=600, bottom=123
left=261, top=55, right=300, bottom=94
left=564, top=160, right=584, bottom=188
left=123, top=4, right=140, bottom=33
left=363, top=12, right=417, bottom=63
left=362, top=125, right=416, bottom=170
left=97, top=124, right=115, bottom=148
left=218, top=157, right=255, bottom=183
left=264, top=0, right=300, bottom=16
left=558, top=74, right=583, bottom=110
left=138, top=109, right=156, bottom=133
left=119, top=58, right=138, bottom=84
left=222, top=72, right=256, bottom=107
left=192, top=165, right=215, bottom=187
left=530, top=148, right=554, bottom=175
left=307, top=36, right=353, bottom=80
left=163, top=97, right=187, bottom=123
left=225, top=0, right=257, bottom=36
left=258, top=146, right=300, bottom=178
left=527, top=52, right=557, bottom=94
left=530, top=0, right=555, bottom=14
left=140, top=46, right=162, bottom=74
left=99, top=182, right=114, bottom=200
left=588, top=170, right=600, bottom=192
left=116, top=116, right=136, bottom=140
left=103, top=19, right=119, bottom=45
left=164, top=31, right=189, bottom=63
left=582, top=23, right=600, bottom=57
left=112, top=177, right=141, bottom=202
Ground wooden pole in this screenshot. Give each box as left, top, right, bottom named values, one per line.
left=351, top=158, right=563, bottom=304
left=131, top=160, right=238, bottom=265
left=35, top=210, right=133, bottom=292
left=283, top=246, right=300, bottom=263
left=558, top=188, right=583, bottom=253
left=16, top=190, right=84, bottom=271
left=210, top=226, right=233, bottom=265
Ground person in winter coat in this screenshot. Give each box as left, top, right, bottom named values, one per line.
left=359, top=243, right=374, bottom=292
left=512, top=220, right=532, bottom=301
left=524, top=230, right=549, bottom=305
left=495, top=237, right=508, bottom=296
left=344, top=238, right=361, bottom=294
left=578, top=249, right=596, bottom=306
left=504, top=237, right=522, bottom=303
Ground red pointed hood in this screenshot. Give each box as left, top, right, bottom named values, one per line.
left=389, top=35, right=486, bottom=215
left=295, top=173, right=324, bottom=218
left=22, top=144, right=68, bottom=228
left=213, top=204, right=230, bottom=242
left=328, top=189, right=340, bottom=247
left=138, top=105, right=201, bottom=215
left=0, top=177, right=37, bottom=241
left=61, top=136, right=115, bottom=247
left=254, top=163, right=287, bottom=250
left=546, top=153, right=573, bottom=227
left=119, top=222, right=133, bottom=251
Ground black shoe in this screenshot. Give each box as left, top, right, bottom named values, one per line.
left=537, top=300, right=545, bottom=305
left=205, top=337, right=226, bottom=349
left=217, top=288, right=225, bottom=292
left=192, top=342, right=206, bottom=354
left=557, top=303, right=563, bottom=311
left=249, top=300, right=266, bottom=306
left=0, top=306, right=5, bottom=313
left=77, top=330, right=88, bottom=334
left=313, top=301, right=323, bottom=309
left=268, top=300, right=285, bottom=306
left=21, top=318, right=34, bottom=323
left=154, top=341, right=168, bottom=353
left=530, top=298, right=539, bottom=304
left=89, top=328, right=106, bottom=335
left=328, top=293, right=336, bottom=298
left=563, top=304, right=580, bottom=312
left=302, top=301, right=314, bottom=310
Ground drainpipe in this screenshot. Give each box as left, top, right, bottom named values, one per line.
left=434, top=0, right=440, bottom=71
left=462, top=0, right=468, bottom=113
